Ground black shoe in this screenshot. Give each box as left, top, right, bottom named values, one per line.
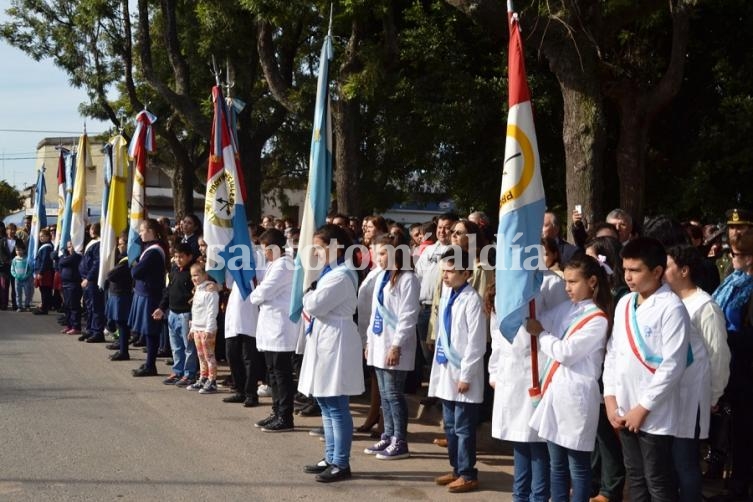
left=110, top=351, right=130, bottom=361
left=315, top=465, right=351, bottom=483
left=254, top=413, right=277, bottom=428
left=156, top=349, right=172, bottom=358
left=132, top=367, right=157, bottom=377
left=243, top=398, right=260, bottom=408
left=303, top=459, right=329, bottom=474
left=33, top=309, right=48, bottom=315
left=261, top=418, right=294, bottom=433
left=299, top=402, right=322, bottom=417
left=223, top=393, right=246, bottom=404
left=78, top=334, right=89, bottom=342
left=294, top=392, right=310, bottom=405
left=106, top=343, right=120, bottom=350
left=86, top=335, right=105, bottom=343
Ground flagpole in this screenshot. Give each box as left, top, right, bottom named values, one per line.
left=528, top=301, right=541, bottom=398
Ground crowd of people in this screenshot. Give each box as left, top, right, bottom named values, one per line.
left=1, top=204, right=752, bottom=500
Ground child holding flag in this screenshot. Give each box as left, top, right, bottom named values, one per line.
left=428, top=248, right=486, bottom=494
left=525, top=255, right=612, bottom=501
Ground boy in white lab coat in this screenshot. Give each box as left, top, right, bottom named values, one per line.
left=603, top=237, right=690, bottom=500
left=428, top=248, right=486, bottom=494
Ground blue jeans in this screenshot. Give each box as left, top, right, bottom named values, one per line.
left=547, top=442, right=591, bottom=502
left=316, top=395, right=353, bottom=468
left=442, top=399, right=479, bottom=480
left=512, top=441, right=550, bottom=502
left=14, top=278, right=33, bottom=309
left=375, top=368, right=408, bottom=440
left=168, top=311, right=197, bottom=378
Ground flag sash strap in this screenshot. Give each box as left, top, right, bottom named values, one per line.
left=374, top=271, right=398, bottom=333
left=624, top=293, right=664, bottom=373
left=624, top=293, right=694, bottom=374
left=538, top=307, right=607, bottom=395
left=436, top=292, right=462, bottom=369
left=305, top=264, right=358, bottom=336
left=140, top=243, right=164, bottom=262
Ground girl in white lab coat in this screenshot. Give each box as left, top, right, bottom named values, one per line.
left=525, top=255, right=612, bottom=502
left=298, top=224, right=363, bottom=483
left=488, top=270, right=568, bottom=502
left=362, top=234, right=420, bottom=460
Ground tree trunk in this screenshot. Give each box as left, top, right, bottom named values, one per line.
left=614, top=95, right=649, bottom=222
left=539, top=15, right=607, bottom=241
left=332, top=97, right=360, bottom=216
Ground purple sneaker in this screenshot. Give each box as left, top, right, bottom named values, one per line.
left=375, top=438, right=410, bottom=460
left=363, top=433, right=391, bottom=455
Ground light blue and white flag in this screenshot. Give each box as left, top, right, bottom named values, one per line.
left=27, top=167, right=48, bottom=274
left=289, top=14, right=334, bottom=322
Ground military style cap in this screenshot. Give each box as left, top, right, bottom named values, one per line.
left=726, top=208, right=753, bottom=226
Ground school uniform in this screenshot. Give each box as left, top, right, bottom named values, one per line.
left=34, top=242, right=55, bottom=312
left=489, top=271, right=568, bottom=502
left=128, top=242, right=166, bottom=372
left=529, top=299, right=608, bottom=452
left=428, top=283, right=486, bottom=482
left=603, top=283, right=690, bottom=500
left=251, top=254, right=299, bottom=425
left=528, top=299, right=608, bottom=502
left=364, top=269, right=420, bottom=445
left=297, top=260, right=362, bottom=470
left=80, top=238, right=104, bottom=339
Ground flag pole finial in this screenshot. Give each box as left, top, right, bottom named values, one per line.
left=328, top=3, right=334, bottom=37
left=211, top=54, right=221, bottom=87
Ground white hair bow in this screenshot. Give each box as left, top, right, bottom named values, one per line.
left=597, top=254, right=614, bottom=276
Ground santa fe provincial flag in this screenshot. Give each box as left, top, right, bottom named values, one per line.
left=495, top=3, right=547, bottom=343
left=203, top=85, right=256, bottom=299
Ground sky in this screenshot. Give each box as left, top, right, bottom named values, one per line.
left=0, top=0, right=109, bottom=191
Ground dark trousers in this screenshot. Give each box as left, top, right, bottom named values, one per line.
left=0, top=269, right=11, bottom=309
left=117, top=321, right=131, bottom=355
left=40, top=286, right=53, bottom=311
left=84, top=282, right=104, bottom=336
left=592, top=404, right=625, bottom=500
left=62, top=285, right=82, bottom=330
left=729, top=391, right=753, bottom=494
left=265, top=350, right=295, bottom=422
left=226, top=335, right=259, bottom=400
left=619, top=430, right=676, bottom=502
left=144, top=334, right=159, bottom=371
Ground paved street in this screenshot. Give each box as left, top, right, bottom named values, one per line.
left=0, top=309, right=515, bottom=501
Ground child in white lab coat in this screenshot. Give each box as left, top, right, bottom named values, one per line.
left=525, top=255, right=612, bottom=502
left=428, top=248, right=486, bottom=494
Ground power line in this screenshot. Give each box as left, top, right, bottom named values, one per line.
left=0, top=128, right=106, bottom=134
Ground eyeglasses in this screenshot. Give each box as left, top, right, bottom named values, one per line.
left=451, top=230, right=467, bottom=236
left=730, top=250, right=750, bottom=258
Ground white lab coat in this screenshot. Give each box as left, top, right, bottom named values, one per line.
left=224, top=283, right=259, bottom=339
left=603, top=284, right=690, bottom=436
left=364, top=270, right=420, bottom=371
left=489, top=271, right=568, bottom=442
left=250, top=255, right=300, bottom=352
left=683, top=289, right=730, bottom=407
left=297, top=262, right=364, bottom=397
left=528, top=299, right=608, bottom=452
left=674, top=289, right=724, bottom=439
left=428, top=285, right=487, bottom=403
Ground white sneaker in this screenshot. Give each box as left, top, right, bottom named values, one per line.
left=257, top=384, right=272, bottom=397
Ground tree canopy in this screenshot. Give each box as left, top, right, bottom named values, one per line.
left=2, top=0, right=750, bottom=225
